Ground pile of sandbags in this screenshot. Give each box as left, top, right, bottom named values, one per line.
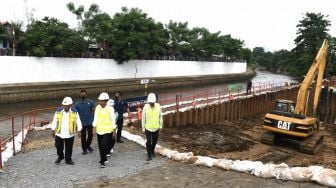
left=121, top=130, right=336, bottom=187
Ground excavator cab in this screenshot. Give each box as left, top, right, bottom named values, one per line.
left=274, top=100, right=295, bottom=113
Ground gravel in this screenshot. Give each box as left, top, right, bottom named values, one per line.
left=0, top=140, right=166, bottom=188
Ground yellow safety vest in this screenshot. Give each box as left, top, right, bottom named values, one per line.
left=144, top=103, right=161, bottom=130
left=55, top=110, right=77, bottom=134
left=96, top=105, right=114, bottom=133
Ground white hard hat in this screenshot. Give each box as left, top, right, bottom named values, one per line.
left=147, top=93, right=156, bottom=103
left=107, top=99, right=115, bottom=107
left=98, top=92, right=109, bottom=100
left=62, top=96, right=73, bottom=105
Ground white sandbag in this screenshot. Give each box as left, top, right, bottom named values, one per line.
left=310, top=167, right=336, bottom=187
left=156, top=147, right=170, bottom=156
left=230, top=160, right=264, bottom=173
left=33, top=123, right=51, bottom=131
left=33, top=127, right=47, bottom=131
left=122, top=131, right=146, bottom=147
left=275, top=167, right=313, bottom=181
left=213, top=159, right=234, bottom=170
left=194, top=156, right=218, bottom=167
left=171, top=152, right=194, bottom=161
left=165, top=150, right=179, bottom=159
left=251, top=163, right=289, bottom=178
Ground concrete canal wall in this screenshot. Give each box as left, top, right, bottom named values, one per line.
left=0, top=56, right=246, bottom=84
left=0, top=71, right=254, bottom=104
left=0, top=56, right=252, bottom=103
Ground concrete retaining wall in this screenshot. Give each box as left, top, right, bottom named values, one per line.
left=0, top=71, right=254, bottom=104
left=0, top=56, right=246, bottom=84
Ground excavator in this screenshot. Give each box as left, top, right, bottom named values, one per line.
left=261, top=39, right=329, bottom=154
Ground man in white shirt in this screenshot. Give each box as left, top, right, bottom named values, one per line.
left=51, top=97, right=82, bottom=165
left=93, top=92, right=116, bottom=168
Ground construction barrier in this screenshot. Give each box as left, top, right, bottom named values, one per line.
left=158, top=81, right=295, bottom=113
left=162, top=86, right=300, bottom=127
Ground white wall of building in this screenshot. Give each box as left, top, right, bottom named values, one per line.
left=0, top=56, right=247, bottom=84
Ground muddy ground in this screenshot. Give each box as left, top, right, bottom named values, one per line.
left=145, top=114, right=336, bottom=170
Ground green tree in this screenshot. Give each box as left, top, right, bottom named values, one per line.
left=292, top=12, right=331, bottom=77
left=326, top=37, right=336, bottom=77
left=22, top=17, right=86, bottom=57
left=66, top=2, right=85, bottom=30
left=109, top=7, right=168, bottom=63
left=166, top=21, right=192, bottom=59
left=239, top=48, right=252, bottom=64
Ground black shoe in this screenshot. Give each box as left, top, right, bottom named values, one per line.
left=66, top=160, right=75, bottom=165
left=55, top=157, right=64, bottom=164
left=116, top=140, right=124, bottom=143
left=146, top=156, right=152, bottom=161
left=152, top=152, right=156, bottom=158
left=100, top=164, right=106, bottom=168
left=82, top=150, right=88, bottom=155
left=88, top=147, right=93, bottom=152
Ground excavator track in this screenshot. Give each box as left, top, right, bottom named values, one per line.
left=261, top=132, right=276, bottom=145
left=299, top=133, right=324, bottom=155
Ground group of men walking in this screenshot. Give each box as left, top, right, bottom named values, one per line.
left=50, top=90, right=163, bottom=168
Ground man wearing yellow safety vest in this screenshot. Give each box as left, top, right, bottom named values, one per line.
left=142, top=93, right=163, bottom=161
left=51, top=97, right=82, bottom=165
left=93, top=92, right=116, bottom=168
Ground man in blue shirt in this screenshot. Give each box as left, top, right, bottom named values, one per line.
left=74, top=90, right=95, bottom=155
left=114, top=91, right=130, bottom=143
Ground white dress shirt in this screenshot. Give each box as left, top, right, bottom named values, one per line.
left=51, top=109, right=83, bottom=139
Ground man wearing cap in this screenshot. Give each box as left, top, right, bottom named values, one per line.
left=142, top=93, right=163, bottom=161
left=93, top=92, right=116, bottom=168
left=51, top=97, right=82, bottom=165
left=74, top=90, right=95, bottom=155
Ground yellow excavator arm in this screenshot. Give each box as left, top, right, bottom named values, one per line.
left=294, top=40, right=329, bottom=116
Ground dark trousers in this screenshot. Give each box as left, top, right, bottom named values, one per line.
left=97, top=133, right=112, bottom=164
left=81, top=126, right=93, bottom=151
left=55, top=136, right=74, bottom=162
left=116, top=118, right=123, bottom=141
left=246, top=88, right=251, bottom=95
left=145, top=130, right=159, bottom=157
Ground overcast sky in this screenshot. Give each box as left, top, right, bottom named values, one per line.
left=1, top=0, right=335, bottom=51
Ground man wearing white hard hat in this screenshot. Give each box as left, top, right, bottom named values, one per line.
left=93, top=92, right=116, bottom=168
left=51, top=96, right=82, bottom=165
left=142, top=93, right=163, bottom=161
